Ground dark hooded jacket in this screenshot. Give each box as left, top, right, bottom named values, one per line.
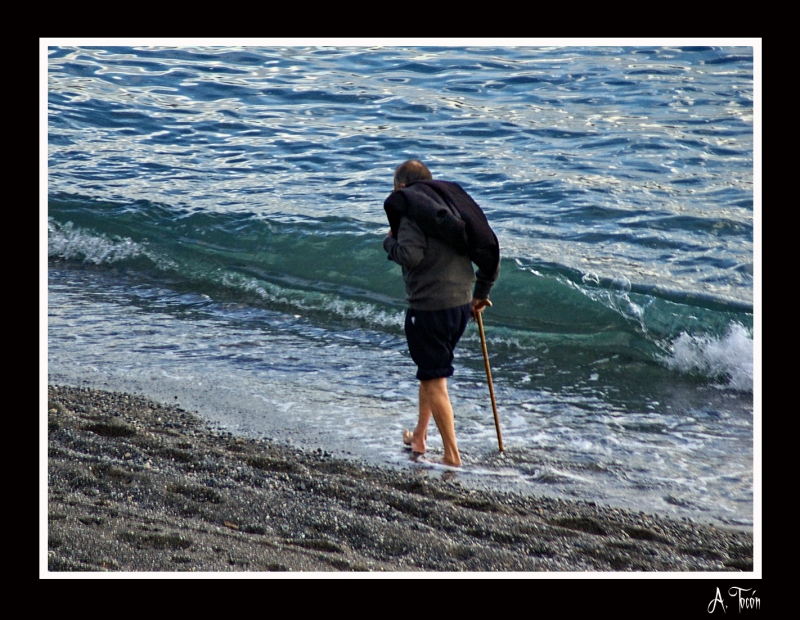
left=383, top=180, right=500, bottom=302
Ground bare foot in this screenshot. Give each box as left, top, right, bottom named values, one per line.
left=402, top=430, right=426, bottom=454
left=442, top=456, right=462, bottom=467
left=411, top=454, right=461, bottom=469
left=405, top=432, right=459, bottom=466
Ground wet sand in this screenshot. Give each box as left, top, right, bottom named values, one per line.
left=45, top=385, right=753, bottom=573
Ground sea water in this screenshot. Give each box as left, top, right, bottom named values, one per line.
left=45, top=42, right=757, bottom=528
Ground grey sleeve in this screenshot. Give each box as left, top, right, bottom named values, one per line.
left=383, top=217, right=427, bottom=269
left=473, top=262, right=499, bottom=300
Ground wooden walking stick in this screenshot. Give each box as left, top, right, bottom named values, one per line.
left=476, top=306, right=504, bottom=453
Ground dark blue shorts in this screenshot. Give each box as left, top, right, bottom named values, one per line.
left=405, top=303, right=471, bottom=381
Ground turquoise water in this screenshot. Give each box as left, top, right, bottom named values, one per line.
left=46, top=43, right=757, bottom=527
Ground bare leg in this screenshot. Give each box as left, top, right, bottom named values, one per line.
left=404, top=383, right=431, bottom=454
left=420, top=377, right=461, bottom=467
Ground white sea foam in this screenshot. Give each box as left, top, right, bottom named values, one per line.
left=48, top=219, right=153, bottom=265
left=224, top=272, right=405, bottom=329
left=664, top=323, right=753, bottom=392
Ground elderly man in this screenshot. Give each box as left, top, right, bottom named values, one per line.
left=383, top=160, right=499, bottom=466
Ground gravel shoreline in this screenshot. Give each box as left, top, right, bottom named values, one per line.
left=45, top=385, right=754, bottom=573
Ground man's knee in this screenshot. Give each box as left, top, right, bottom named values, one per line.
left=420, top=377, right=448, bottom=395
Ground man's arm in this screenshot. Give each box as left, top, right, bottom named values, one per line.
left=383, top=216, right=427, bottom=269
left=471, top=258, right=499, bottom=319
left=473, top=256, right=499, bottom=298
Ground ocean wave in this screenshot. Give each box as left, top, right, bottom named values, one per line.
left=47, top=219, right=182, bottom=273
left=48, top=219, right=148, bottom=265
left=223, top=272, right=405, bottom=330
left=661, top=322, right=753, bottom=392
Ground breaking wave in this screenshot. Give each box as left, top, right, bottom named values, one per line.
left=662, top=323, right=754, bottom=392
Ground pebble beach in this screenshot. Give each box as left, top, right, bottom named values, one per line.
left=45, top=385, right=754, bottom=574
